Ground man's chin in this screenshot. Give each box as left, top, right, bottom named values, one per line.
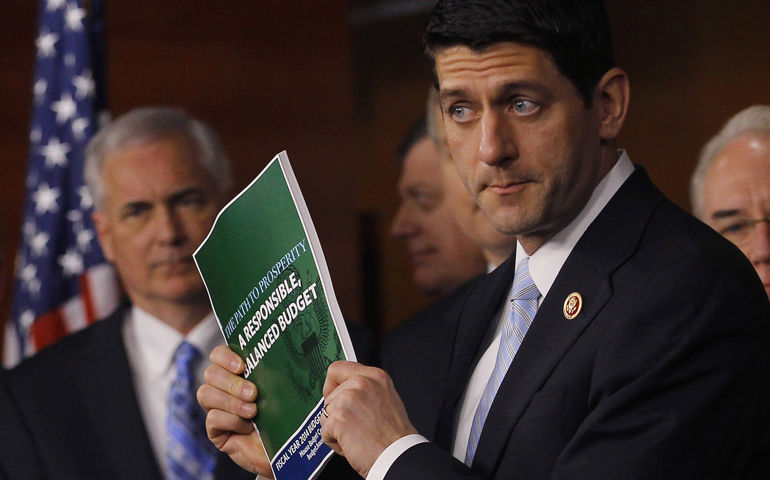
left=413, top=268, right=452, bottom=296
left=151, top=276, right=207, bottom=302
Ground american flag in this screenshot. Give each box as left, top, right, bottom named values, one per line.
left=3, top=0, right=120, bottom=366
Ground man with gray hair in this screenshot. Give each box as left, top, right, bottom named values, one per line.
left=691, top=105, right=770, bottom=298
left=1, top=107, right=255, bottom=480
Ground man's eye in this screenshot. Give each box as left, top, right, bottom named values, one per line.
left=177, top=195, right=200, bottom=207
left=413, top=192, right=437, bottom=211
left=723, top=222, right=749, bottom=234
left=123, top=205, right=148, bottom=219
left=512, top=99, right=538, bottom=115
left=450, top=105, right=472, bottom=122
left=174, top=192, right=208, bottom=210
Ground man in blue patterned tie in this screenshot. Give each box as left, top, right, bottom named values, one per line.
left=1, top=108, right=255, bottom=480
left=199, top=0, right=770, bottom=478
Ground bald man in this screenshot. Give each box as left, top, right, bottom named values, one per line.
left=691, top=105, right=770, bottom=298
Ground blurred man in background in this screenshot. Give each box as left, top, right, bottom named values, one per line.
left=1, top=107, right=255, bottom=480
left=1, top=106, right=370, bottom=480
left=691, top=105, right=770, bottom=298
left=391, top=118, right=486, bottom=297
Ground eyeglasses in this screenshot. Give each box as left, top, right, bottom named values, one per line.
left=718, top=216, right=770, bottom=246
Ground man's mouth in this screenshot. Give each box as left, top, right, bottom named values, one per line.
left=408, top=247, right=436, bottom=264
left=151, top=254, right=194, bottom=269
left=486, top=181, right=531, bottom=195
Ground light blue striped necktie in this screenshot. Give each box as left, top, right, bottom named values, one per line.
left=465, top=257, right=540, bottom=465
left=167, top=341, right=218, bottom=480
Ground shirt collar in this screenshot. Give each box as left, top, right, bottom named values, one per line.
left=129, top=305, right=221, bottom=381
left=515, top=150, right=635, bottom=298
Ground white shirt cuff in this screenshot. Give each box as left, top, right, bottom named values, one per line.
left=366, top=434, right=429, bottom=480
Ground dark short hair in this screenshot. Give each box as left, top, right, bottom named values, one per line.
left=395, top=117, right=430, bottom=165
left=424, top=0, right=616, bottom=105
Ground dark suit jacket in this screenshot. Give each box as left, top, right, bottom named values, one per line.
left=0, top=368, right=38, bottom=480
left=381, top=278, right=481, bottom=440
left=0, top=305, right=255, bottom=480
left=387, top=167, right=770, bottom=479
left=0, top=305, right=369, bottom=480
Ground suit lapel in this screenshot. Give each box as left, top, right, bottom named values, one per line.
left=471, top=243, right=614, bottom=475
left=469, top=167, right=666, bottom=475
left=434, top=254, right=518, bottom=450
left=74, top=306, right=164, bottom=480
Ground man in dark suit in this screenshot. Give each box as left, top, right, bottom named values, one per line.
left=198, top=0, right=770, bottom=478
left=0, top=107, right=370, bottom=480
left=0, top=107, right=255, bottom=480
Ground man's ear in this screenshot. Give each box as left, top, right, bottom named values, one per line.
left=92, top=211, right=114, bottom=263
left=595, top=67, right=630, bottom=141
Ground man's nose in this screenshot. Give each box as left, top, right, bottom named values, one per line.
left=478, top=111, right=518, bottom=166
left=390, top=202, right=419, bottom=240
left=746, top=221, right=770, bottom=265
left=156, top=206, right=186, bottom=245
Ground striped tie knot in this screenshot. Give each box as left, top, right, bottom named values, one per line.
left=511, top=257, right=538, bottom=301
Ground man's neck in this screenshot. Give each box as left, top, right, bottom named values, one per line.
left=131, top=297, right=212, bottom=335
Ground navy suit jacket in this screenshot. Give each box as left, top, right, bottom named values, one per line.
left=387, top=167, right=770, bottom=479
left=0, top=305, right=255, bottom=480
left=381, top=277, right=481, bottom=440
left=0, top=305, right=369, bottom=480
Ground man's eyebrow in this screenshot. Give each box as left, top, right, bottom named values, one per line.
left=711, top=209, right=743, bottom=220
left=168, top=187, right=205, bottom=203
left=497, top=80, right=548, bottom=96
left=439, top=88, right=469, bottom=103
left=118, top=199, right=151, bottom=216
left=439, top=81, right=549, bottom=104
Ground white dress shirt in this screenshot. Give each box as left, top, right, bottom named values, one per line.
left=367, top=152, right=635, bottom=479
left=122, top=306, right=223, bottom=476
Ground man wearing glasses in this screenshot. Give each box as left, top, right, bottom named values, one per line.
left=692, top=105, right=770, bottom=298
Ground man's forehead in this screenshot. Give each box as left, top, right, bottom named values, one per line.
left=401, top=139, right=440, bottom=171
left=101, top=142, right=213, bottom=204
left=434, top=43, right=553, bottom=90
left=709, top=134, right=770, bottom=182
left=705, top=136, right=770, bottom=217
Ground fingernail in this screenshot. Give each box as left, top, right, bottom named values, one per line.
left=242, top=403, right=256, bottom=417
left=231, top=358, right=241, bottom=372
left=243, top=383, right=256, bottom=399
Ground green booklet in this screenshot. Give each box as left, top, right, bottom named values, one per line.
left=194, top=151, right=356, bottom=480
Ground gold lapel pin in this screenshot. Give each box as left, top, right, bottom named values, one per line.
left=563, top=292, right=583, bottom=320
